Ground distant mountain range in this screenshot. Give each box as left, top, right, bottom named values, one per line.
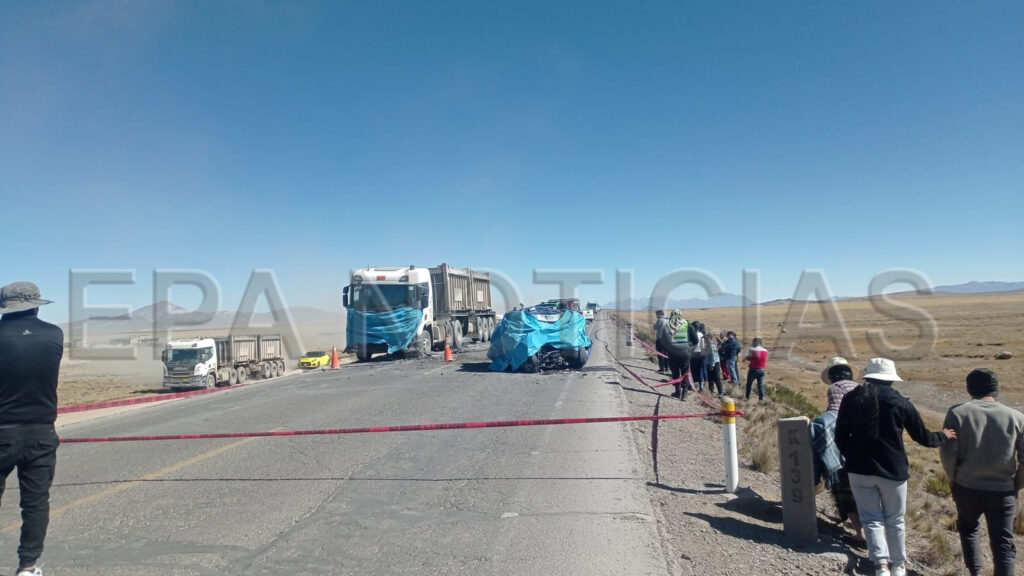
left=62, top=301, right=347, bottom=335
left=604, top=280, right=1023, bottom=310
left=604, top=293, right=753, bottom=311
left=933, top=281, right=1024, bottom=294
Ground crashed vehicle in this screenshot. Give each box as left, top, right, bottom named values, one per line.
left=487, top=304, right=592, bottom=373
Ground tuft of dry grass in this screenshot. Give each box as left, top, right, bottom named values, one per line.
left=740, top=403, right=781, bottom=473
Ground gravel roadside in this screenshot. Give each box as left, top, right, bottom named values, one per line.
left=590, top=319, right=896, bottom=576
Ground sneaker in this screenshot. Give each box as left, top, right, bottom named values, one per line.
left=17, top=568, right=43, bottom=576
left=875, top=565, right=890, bottom=576
left=891, top=564, right=906, bottom=576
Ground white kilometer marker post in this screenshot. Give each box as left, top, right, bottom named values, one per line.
left=722, top=396, right=739, bottom=493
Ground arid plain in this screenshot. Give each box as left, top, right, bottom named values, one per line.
left=616, top=290, right=1023, bottom=419
left=54, top=291, right=1021, bottom=415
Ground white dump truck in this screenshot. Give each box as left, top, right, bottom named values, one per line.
left=162, top=334, right=286, bottom=389
left=342, top=263, right=496, bottom=361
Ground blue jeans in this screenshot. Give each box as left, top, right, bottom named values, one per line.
left=848, top=472, right=907, bottom=569
left=0, top=424, right=59, bottom=568
left=726, top=359, right=739, bottom=383
left=952, top=483, right=1017, bottom=576
left=745, top=368, right=765, bottom=400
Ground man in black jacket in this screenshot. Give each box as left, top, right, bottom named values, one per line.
left=0, top=282, right=63, bottom=576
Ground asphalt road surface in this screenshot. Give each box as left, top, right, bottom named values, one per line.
left=1, top=329, right=672, bottom=575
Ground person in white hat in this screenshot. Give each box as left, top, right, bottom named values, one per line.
left=0, top=282, right=63, bottom=576
left=835, top=358, right=957, bottom=576
left=810, top=357, right=863, bottom=541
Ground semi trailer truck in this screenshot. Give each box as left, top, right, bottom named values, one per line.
left=162, top=334, right=286, bottom=389
left=343, top=263, right=496, bottom=361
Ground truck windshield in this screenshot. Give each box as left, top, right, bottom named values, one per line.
left=348, top=283, right=424, bottom=312
left=167, top=348, right=199, bottom=363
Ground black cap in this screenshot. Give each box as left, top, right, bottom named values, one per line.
left=966, top=368, right=999, bottom=398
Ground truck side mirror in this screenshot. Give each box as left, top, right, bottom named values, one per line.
left=420, top=293, right=429, bottom=309
left=342, top=286, right=349, bottom=307
left=161, top=350, right=167, bottom=362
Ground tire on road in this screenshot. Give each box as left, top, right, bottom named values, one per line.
left=452, top=321, right=463, bottom=349
left=518, top=355, right=540, bottom=373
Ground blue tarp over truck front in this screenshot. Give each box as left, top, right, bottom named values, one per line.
left=488, top=309, right=592, bottom=371
left=346, top=307, right=423, bottom=354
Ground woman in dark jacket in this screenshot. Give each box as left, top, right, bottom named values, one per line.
left=835, top=358, right=956, bottom=576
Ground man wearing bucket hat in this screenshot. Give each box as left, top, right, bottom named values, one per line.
left=835, top=358, right=956, bottom=576
left=810, top=357, right=863, bottom=541
left=0, top=282, right=63, bottom=576
left=940, top=368, right=1024, bottom=576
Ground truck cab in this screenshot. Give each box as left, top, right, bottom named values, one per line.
left=162, top=338, right=218, bottom=389
left=343, top=266, right=433, bottom=361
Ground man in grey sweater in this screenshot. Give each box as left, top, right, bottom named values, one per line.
left=940, top=368, right=1024, bottom=576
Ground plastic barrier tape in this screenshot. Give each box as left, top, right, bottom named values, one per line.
left=60, top=412, right=743, bottom=443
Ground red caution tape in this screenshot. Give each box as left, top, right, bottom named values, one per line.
left=59, top=412, right=743, bottom=443
left=58, top=380, right=261, bottom=414
left=632, top=336, right=668, bottom=358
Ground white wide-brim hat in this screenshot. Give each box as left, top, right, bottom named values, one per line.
left=863, top=357, right=903, bottom=382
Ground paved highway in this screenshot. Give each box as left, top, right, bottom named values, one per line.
left=2, top=329, right=670, bottom=575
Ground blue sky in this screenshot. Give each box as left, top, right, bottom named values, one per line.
left=2, top=1, right=1022, bottom=323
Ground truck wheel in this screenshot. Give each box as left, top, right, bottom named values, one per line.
left=261, top=363, right=271, bottom=379
left=206, top=374, right=217, bottom=389
left=237, top=367, right=248, bottom=383
left=452, top=321, right=463, bottom=348
left=270, top=363, right=279, bottom=378
left=445, top=324, right=455, bottom=349
left=477, top=319, right=488, bottom=342
left=417, top=330, right=432, bottom=356
left=486, top=317, right=494, bottom=340
left=228, top=368, right=238, bottom=386
left=277, top=360, right=286, bottom=375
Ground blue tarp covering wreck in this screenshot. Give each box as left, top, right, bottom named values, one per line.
left=346, top=307, right=424, bottom=354
left=487, top=308, right=592, bottom=371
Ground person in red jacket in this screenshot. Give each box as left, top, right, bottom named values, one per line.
left=743, top=337, right=768, bottom=401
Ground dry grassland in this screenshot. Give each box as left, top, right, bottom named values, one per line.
left=614, top=290, right=1023, bottom=574
left=617, top=291, right=1024, bottom=417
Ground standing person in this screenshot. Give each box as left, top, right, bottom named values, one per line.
left=0, top=282, right=63, bottom=576
left=836, top=358, right=956, bottom=576
left=716, top=330, right=731, bottom=382
left=689, top=321, right=706, bottom=392
left=810, top=357, right=863, bottom=541
left=657, top=309, right=693, bottom=401
left=721, top=331, right=741, bottom=385
left=652, top=310, right=669, bottom=374
left=743, top=337, right=768, bottom=401
left=703, top=332, right=723, bottom=397
left=940, top=368, right=1024, bottom=576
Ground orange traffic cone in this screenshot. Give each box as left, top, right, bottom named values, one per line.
left=444, top=344, right=453, bottom=362
left=330, top=346, right=340, bottom=369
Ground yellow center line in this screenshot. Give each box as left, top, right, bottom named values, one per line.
left=2, top=428, right=282, bottom=533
